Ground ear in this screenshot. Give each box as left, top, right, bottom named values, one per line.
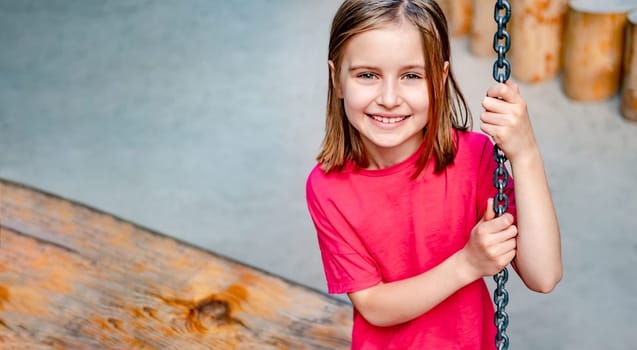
left=328, top=60, right=343, bottom=98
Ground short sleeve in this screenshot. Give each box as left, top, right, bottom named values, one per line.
left=475, top=138, right=517, bottom=222
left=306, top=168, right=382, bottom=294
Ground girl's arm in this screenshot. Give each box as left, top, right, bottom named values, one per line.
left=349, top=201, right=516, bottom=327
left=480, top=81, right=563, bottom=293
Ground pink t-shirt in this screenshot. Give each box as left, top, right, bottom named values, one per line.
left=306, top=131, right=516, bottom=349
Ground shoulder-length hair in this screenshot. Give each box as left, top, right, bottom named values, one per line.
left=318, top=0, right=471, bottom=176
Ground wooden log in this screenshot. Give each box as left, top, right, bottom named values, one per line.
left=438, top=0, right=473, bottom=37
left=562, top=1, right=634, bottom=101
left=621, top=10, right=637, bottom=122
left=510, top=0, right=569, bottom=83
left=471, top=0, right=499, bottom=57
left=0, top=179, right=352, bottom=349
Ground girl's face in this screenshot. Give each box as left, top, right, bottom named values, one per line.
left=331, top=21, right=431, bottom=168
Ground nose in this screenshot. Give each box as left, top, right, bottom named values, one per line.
left=377, top=79, right=401, bottom=108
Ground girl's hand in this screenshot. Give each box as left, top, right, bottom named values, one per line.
left=480, top=81, right=538, bottom=163
left=461, top=199, right=517, bottom=279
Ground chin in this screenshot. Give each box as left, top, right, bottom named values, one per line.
left=367, top=138, right=410, bottom=150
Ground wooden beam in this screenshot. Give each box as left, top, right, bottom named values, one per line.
left=0, top=179, right=352, bottom=349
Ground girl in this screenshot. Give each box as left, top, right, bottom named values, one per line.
left=305, top=0, right=562, bottom=349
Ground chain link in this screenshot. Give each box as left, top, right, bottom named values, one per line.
left=492, top=147, right=510, bottom=350
left=492, top=1, right=511, bottom=349
left=492, top=0, right=511, bottom=83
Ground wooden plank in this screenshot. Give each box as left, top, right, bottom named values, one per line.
left=0, top=179, right=352, bottom=349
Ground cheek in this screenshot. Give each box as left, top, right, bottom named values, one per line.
left=343, top=100, right=363, bottom=125
left=404, top=89, right=431, bottom=113
left=342, top=83, right=377, bottom=110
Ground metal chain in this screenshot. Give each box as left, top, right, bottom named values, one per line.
left=492, top=1, right=511, bottom=349
left=493, top=0, right=511, bottom=84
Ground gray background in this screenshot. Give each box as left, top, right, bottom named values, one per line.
left=1, top=1, right=636, bottom=349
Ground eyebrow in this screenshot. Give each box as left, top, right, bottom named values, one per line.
left=348, top=64, right=426, bottom=72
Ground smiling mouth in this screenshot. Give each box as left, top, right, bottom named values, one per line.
left=368, top=114, right=409, bottom=124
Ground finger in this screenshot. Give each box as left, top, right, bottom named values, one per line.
left=482, top=224, right=517, bottom=247
left=494, top=213, right=515, bottom=230
left=479, top=123, right=503, bottom=144
left=486, top=83, right=523, bottom=104
left=481, top=213, right=515, bottom=234
left=480, top=111, right=511, bottom=126
left=492, top=237, right=517, bottom=257
left=505, top=80, right=520, bottom=94
left=499, top=249, right=517, bottom=268
left=482, top=198, right=495, bottom=223
left=494, top=225, right=518, bottom=242
left=481, top=96, right=516, bottom=114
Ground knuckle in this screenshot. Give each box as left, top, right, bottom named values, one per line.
left=504, top=213, right=514, bottom=225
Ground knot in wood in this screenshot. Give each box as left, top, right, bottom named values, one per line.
left=195, top=298, right=231, bottom=322
left=185, top=296, right=239, bottom=333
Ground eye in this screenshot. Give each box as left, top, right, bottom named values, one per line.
left=403, top=73, right=422, bottom=80
left=357, top=72, right=378, bottom=79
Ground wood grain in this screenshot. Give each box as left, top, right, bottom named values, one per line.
left=562, top=1, right=632, bottom=101
left=510, top=0, right=568, bottom=83
left=0, top=179, right=352, bottom=349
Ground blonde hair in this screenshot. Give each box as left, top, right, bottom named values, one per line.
left=318, top=0, right=471, bottom=176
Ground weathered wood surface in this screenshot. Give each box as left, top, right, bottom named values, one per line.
left=562, top=0, right=633, bottom=101
left=0, top=179, right=352, bottom=349
left=510, top=0, right=569, bottom=83
left=621, top=10, right=637, bottom=122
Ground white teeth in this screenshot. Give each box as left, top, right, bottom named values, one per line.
left=372, top=115, right=406, bottom=124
